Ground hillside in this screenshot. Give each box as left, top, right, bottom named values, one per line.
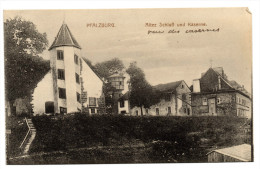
left=9, top=114, right=251, bottom=164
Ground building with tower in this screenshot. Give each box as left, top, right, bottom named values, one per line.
left=107, top=72, right=125, bottom=114
left=31, top=22, right=104, bottom=115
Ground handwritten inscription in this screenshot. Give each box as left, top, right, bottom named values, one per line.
left=145, top=22, right=219, bottom=35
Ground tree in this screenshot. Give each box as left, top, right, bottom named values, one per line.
left=95, top=58, right=125, bottom=79
left=126, top=62, right=161, bottom=116
left=4, top=17, right=50, bottom=112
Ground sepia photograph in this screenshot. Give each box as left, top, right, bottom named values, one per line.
left=3, top=7, right=254, bottom=165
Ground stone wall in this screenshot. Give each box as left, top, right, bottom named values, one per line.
left=192, top=92, right=237, bottom=116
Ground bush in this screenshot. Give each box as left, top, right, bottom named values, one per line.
left=30, top=114, right=249, bottom=155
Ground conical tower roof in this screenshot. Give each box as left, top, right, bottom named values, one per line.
left=49, top=23, right=81, bottom=50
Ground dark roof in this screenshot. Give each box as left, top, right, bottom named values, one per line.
left=49, top=23, right=81, bottom=50
left=153, top=80, right=183, bottom=92
left=119, top=80, right=186, bottom=100
left=197, top=68, right=251, bottom=98
left=108, top=73, right=125, bottom=78
left=119, top=91, right=130, bottom=100
left=229, top=80, right=241, bottom=88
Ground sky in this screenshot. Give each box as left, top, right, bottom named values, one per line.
left=4, top=8, right=252, bottom=92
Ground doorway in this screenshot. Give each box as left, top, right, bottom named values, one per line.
left=208, top=98, right=216, bottom=115
left=45, top=101, right=54, bottom=114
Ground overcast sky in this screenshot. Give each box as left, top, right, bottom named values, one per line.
left=4, top=8, right=252, bottom=92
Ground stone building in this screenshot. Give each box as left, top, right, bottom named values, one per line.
left=118, top=80, right=192, bottom=116
left=191, top=67, right=251, bottom=118
left=31, top=22, right=104, bottom=115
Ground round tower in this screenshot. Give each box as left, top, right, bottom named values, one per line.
left=48, top=22, right=82, bottom=114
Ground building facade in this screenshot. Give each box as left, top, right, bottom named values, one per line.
left=31, top=22, right=104, bottom=115
left=118, top=80, right=192, bottom=116
left=191, top=67, right=251, bottom=118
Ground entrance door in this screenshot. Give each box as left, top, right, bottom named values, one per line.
left=45, top=101, right=54, bottom=114
left=208, top=98, right=216, bottom=115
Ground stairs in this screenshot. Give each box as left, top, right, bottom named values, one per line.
left=20, top=118, right=36, bottom=154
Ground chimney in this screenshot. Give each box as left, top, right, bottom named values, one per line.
left=218, top=76, right=221, bottom=90
left=193, top=79, right=200, bottom=93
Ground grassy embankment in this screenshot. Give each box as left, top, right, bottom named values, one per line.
left=8, top=114, right=251, bottom=164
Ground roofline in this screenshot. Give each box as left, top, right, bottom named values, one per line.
left=48, top=44, right=82, bottom=51
left=81, top=57, right=105, bottom=83
left=179, top=80, right=192, bottom=92
left=48, top=23, right=82, bottom=51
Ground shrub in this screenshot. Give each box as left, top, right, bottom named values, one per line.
left=30, top=114, right=249, bottom=155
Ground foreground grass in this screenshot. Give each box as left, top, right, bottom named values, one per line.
left=7, top=114, right=251, bottom=164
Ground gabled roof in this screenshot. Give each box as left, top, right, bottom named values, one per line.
left=207, top=144, right=251, bottom=162
left=198, top=67, right=251, bottom=98
left=153, top=80, right=183, bottom=92
left=49, top=23, right=81, bottom=50
left=81, top=57, right=105, bottom=83
left=119, top=80, right=187, bottom=101
left=119, top=91, right=130, bottom=100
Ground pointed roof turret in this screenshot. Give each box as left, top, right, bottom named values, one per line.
left=49, top=23, right=81, bottom=50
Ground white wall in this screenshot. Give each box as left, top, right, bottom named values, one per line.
left=81, top=60, right=103, bottom=108
left=63, top=47, right=78, bottom=113
left=118, top=100, right=130, bottom=114
left=31, top=71, right=54, bottom=115
left=193, top=79, right=200, bottom=93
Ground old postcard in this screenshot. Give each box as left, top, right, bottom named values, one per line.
left=4, top=8, right=253, bottom=164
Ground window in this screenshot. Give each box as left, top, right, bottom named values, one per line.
left=91, top=108, right=95, bottom=114
left=217, top=98, right=221, bottom=104
left=242, top=99, right=246, bottom=106
left=120, top=100, right=125, bottom=108
left=60, top=107, right=67, bottom=114
left=57, top=50, right=64, bottom=60
left=75, top=73, right=80, bottom=84
left=74, top=54, right=79, bottom=65
left=58, top=69, right=65, bottom=80
left=76, top=92, right=81, bottom=103
left=168, top=107, right=171, bottom=114
left=182, top=94, right=186, bottom=100
left=187, top=108, right=190, bottom=115
left=136, top=110, right=138, bottom=116
left=202, top=98, right=207, bottom=105
left=45, top=102, right=54, bottom=114
left=59, top=88, right=66, bottom=99
left=156, top=108, right=159, bottom=115
left=146, top=108, right=149, bottom=115
left=89, top=97, right=96, bottom=106
left=181, top=84, right=184, bottom=89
